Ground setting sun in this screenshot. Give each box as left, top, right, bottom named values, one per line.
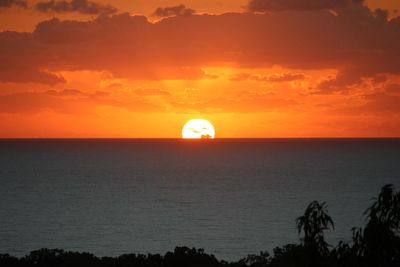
left=182, top=119, right=215, bottom=139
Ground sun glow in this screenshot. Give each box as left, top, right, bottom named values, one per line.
left=182, top=119, right=215, bottom=139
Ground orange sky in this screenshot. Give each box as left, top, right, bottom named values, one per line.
left=1, top=0, right=400, bottom=138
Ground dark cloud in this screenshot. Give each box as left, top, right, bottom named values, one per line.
left=247, top=0, right=363, bottom=12
left=153, top=4, right=195, bottom=17
left=385, top=83, right=400, bottom=94
left=0, top=0, right=26, bottom=8
left=0, top=31, right=66, bottom=84
left=35, top=0, right=117, bottom=15
left=316, top=69, right=364, bottom=93
left=1, top=6, right=400, bottom=87
left=371, top=74, right=387, bottom=85
left=0, top=67, right=66, bottom=84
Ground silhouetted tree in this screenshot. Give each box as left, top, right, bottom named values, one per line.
left=366, top=184, right=400, bottom=230
left=267, top=201, right=335, bottom=267
left=163, top=247, right=220, bottom=267
left=332, top=184, right=400, bottom=267
left=23, top=248, right=99, bottom=267
left=296, top=201, right=334, bottom=256
left=268, top=244, right=307, bottom=267
left=237, top=251, right=270, bottom=267
left=332, top=228, right=364, bottom=267
left=361, top=184, right=400, bottom=266
left=0, top=254, right=20, bottom=267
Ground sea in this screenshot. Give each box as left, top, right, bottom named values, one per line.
left=0, top=139, right=399, bottom=260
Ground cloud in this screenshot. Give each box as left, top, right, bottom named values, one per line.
left=362, top=93, right=400, bottom=113
left=135, top=88, right=170, bottom=96
left=246, top=0, right=363, bottom=12
left=0, top=90, right=80, bottom=113
left=173, top=95, right=298, bottom=113
left=230, top=73, right=252, bottom=82
left=316, top=69, right=364, bottom=93
left=385, top=83, right=400, bottom=94
left=230, top=72, right=305, bottom=82
left=153, top=4, right=195, bottom=17
left=35, top=0, right=117, bottom=15
left=0, top=67, right=66, bottom=85
left=0, top=30, right=66, bottom=84
left=0, top=0, right=26, bottom=8
left=45, top=89, right=84, bottom=96
left=319, top=89, right=400, bottom=116
left=371, top=74, right=387, bottom=85
left=266, top=73, right=305, bottom=82
left=0, top=89, right=164, bottom=114
left=1, top=5, right=400, bottom=87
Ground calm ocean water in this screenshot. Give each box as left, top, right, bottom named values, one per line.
left=0, top=139, right=399, bottom=260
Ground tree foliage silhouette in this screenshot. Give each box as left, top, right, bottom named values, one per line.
left=359, top=184, right=400, bottom=266
left=296, top=201, right=334, bottom=255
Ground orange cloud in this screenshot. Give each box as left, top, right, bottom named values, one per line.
left=1, top=1, right=400, bottom=137
left=134, top=88, right=170, bottom=96
left=230, top=72, right=305, bottom=82
left=1, top=4, right=399, bottom=88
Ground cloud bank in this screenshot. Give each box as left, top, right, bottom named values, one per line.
left=35, top=0, right=117, bottom=15
left=0, top=3, right=399, bottom=93
left=0, top=0, right=26, bottom=8
left=247, top=0, right=364, bottom=12
left=153, top=4, right=195, bottom=17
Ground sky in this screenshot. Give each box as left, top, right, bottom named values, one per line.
left=1, top=0, right=400, bottom=138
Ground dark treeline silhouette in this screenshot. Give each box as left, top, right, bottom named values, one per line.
left=1, top=184, right=399, bottom=267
